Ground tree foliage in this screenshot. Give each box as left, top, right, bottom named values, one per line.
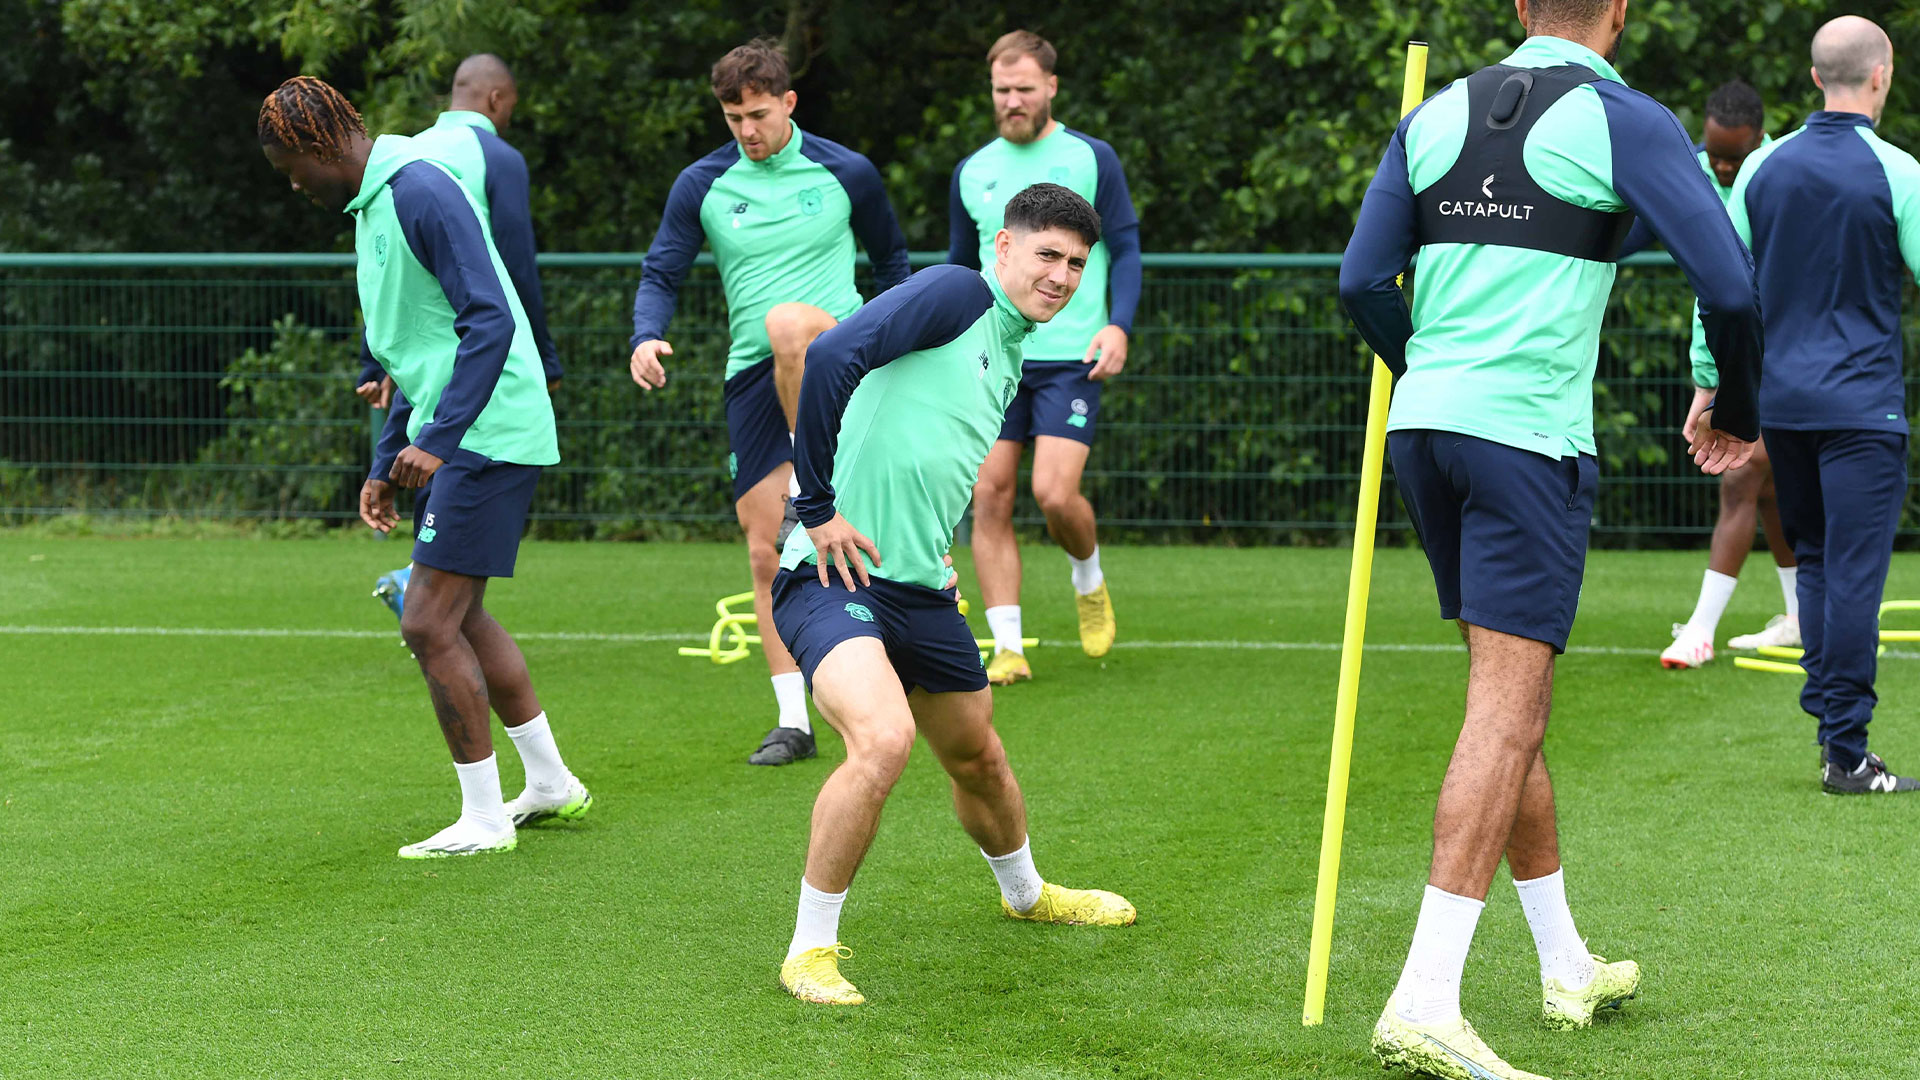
left=9, top=0, right=1920, bottom=256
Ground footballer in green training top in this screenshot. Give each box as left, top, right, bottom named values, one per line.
left=948, top=30, right=1142, bottom=687
left=627, top=40, right=911, bottom=769
left=259, top=77, right=591, bottom=861
left=771, top=183, right=1136, bottom=1008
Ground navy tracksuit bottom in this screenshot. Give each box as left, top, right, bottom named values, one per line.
left=1764, top=428, right=1908, bottom=771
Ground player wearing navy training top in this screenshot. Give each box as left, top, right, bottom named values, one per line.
left=362, top=55, right=563, bottom=623
left=628, top=41, right=910, bottom=767
left=1723, top=16, right=1920, bottom=795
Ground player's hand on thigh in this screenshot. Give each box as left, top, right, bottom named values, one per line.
left=390, top=446, right=445, bottom=488
left=806, top=512, right=880, bottom=591
left=629, top=339, right=670, bottom=391
left=1083, top=324, right=1129, bottom=381
left=360, top=479, right=398, bottom=533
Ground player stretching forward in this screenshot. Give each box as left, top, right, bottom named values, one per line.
left=629, top=40, right=910, bottom=766
left=950, top=30, right=1141, bottom=684
left=774, top=184, right=1135, bottom=1006
left=1647, top=80, right=1800, bottom=667
left=361, top=55, right=565, bottom=621
left=260, top=77, right=590, bottom=858
left=1341, top=0, right=1763, bottom=1074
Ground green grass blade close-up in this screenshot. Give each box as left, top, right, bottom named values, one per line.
left=3, top=536, right=1917, bottom=1078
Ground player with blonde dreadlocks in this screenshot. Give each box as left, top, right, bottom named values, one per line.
left=259, top=76, right=593, bottom=859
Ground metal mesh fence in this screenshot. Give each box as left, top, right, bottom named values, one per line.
left=6, top=252, right=1919, bottom=543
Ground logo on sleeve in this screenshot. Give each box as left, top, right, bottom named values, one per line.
left=977, top=350, right=990, bottom=379
left=845, top=603, right=875, bottom=623
left=797, top=187, right=823, bottom=216
left=729, top=201, right=749, bottom=229
left=372, top=233, right=389, bottom=267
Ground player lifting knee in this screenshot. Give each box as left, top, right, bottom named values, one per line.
left=627, top=40, right=910, bottom=767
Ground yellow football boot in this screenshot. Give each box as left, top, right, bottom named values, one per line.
left=986, top=649, right=1032, bottom=686
left=1001, top=882, right=1137, bottom=926
left=1076, top=583, right=1116, bottom=657
left=780, top=945, right=865, bottom=1005
left=1542, top=954, right=1640, bottom=1030
left=1372, top=1003, right=1552, bottom=1080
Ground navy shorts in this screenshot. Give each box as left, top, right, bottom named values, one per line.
left=722, top=357, right=793, bottom=501
left=772, top=567, right=990, bottom=695
left=1388, top=430, right=1597, bottom=653
left=998, top=360, right=1102, bottom=446
left=409, top=449, right=542, bottom=579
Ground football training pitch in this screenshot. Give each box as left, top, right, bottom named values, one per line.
left=5, top=534, right=1918, bottom=1078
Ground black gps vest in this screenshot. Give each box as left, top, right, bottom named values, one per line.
left=1414, top=64, right=1636, bottom=262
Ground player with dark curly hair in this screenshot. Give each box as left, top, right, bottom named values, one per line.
left=260, top=76, right=592, bottom=859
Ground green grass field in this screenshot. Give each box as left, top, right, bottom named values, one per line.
left=5, top=534, right=1920, bottom=1078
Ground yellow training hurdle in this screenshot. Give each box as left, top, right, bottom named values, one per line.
left=676, top=591, right=1037, bottom=664
left=1733, top=599, right=1920, bottom=674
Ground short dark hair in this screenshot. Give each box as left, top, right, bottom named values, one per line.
left=1525, top=0, right=1614, bottom=32
left=1705, top=80, right=1764, bottom=131
left=1002, top=183, right=1100, bottom=248
left=257, top=76, right=367, bottom=164
left=988, top=30, right=1057, bottom=74
left=711, top=38, right=790, bottom=103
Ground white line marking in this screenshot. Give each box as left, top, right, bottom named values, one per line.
left=0, top=625, right=696, bottom=643
left=3, top=624, right=1914, bottom=661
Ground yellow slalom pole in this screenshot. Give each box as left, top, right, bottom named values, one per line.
left=1303, top=39, right=1428, bottom=1028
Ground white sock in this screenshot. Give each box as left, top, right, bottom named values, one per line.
left=452, top=754, right=509, bottom=830
left=787, top=877, right=847, bottom=959
left=1391, top=885, right=1484, bottom=1025
left=772, top=671, right=810, bottom=733
left=1069, top=547, right=1104, bottom=596
left=1683, top=569, right=1738, bottom=639
left=1778, top=566, right=1799, bottom=619
left=985, top=605, right=1024, bottom=655
left=982, top=837, right=1044, bottom=913
left=503, top=712, right=571, bottom=796
left=1514, top=869, right=1596, bottom=989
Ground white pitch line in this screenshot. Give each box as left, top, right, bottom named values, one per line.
left=3, top=623, right=1916, bottom=661
left=0, top=624, right=697, bottom=644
